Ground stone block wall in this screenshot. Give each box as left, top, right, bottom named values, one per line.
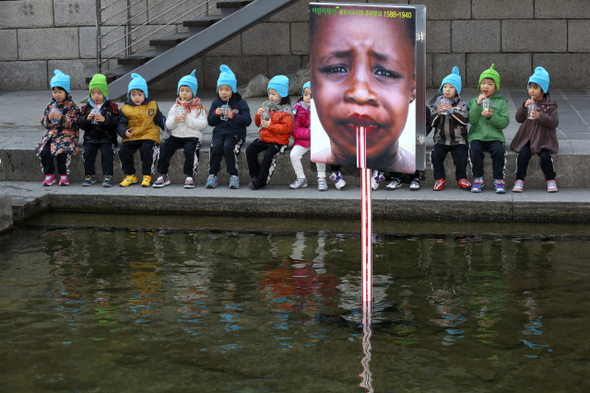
left=1, top=0, right=589, bottom=91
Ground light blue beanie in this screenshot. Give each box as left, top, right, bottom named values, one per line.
left=439, top=66, right=462, bottom=96
left=127, top=73, right=148, bottom=99
left=528, top=66, right=550, bottom=93
left=178, top=69, right=198, bottom=97
left=217, top=64, right=237, bottom=93
left=51, top=69, right=71, bottom=93
left=302, top=81, right=311, bottom=97
left=268, top=75, right=289, bottom=98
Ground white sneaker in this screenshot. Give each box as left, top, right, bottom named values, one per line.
left=318, top=177, right=328, bottom=191
left=330, top=171, right=346, bottom=190
left=385, top=178, right=402, bottom=190
left=371, top=170, right=385, bottom=190
left=290, top=178, right=308, bottom=189
left=409, top=178, right=420, bottom=191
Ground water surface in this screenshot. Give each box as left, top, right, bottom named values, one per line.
left=1, top=214, right=589, bottom=392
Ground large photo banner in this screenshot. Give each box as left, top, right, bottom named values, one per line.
left=310, top=3, right=426, bottom=173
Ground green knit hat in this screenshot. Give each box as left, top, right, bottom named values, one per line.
left=478, top=63, right=500, bottom=90
left=89, top=74, right=109, bottom=98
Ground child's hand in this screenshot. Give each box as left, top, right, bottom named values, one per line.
left=174, top=114, right=186, bottom=123
left=528, top=108, right=539, bottom=120
left=257, top=108, right=264, bottom=117
left=215, top=107, right=222, bottom=116
left=95, top=114, right=105, bottom=123
left=481, top=109, right=493, bottom=119
left=476, top=93, right=487, bottom=105
left=87, top=113, right=94, bottom=122
left=438, top=102, right=451, bottom=115
left=125, top=129, right=132, bottom=138
left=524, top=99, right=535, bottom=107
left=261, top=119, right=270, bottom=128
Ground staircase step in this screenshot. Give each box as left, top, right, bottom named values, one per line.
left=149, top=32, right=190, bottom=47
left=117, top=49, right=157, bottom=66
left=217, top=1, right=252, bottom=9
left=183, top=16, right=223, bottom=28
left=217, top=1, right=252, bottom=16
left=85, top=67, right=131, bottom=84
left=184, top=16, right=223, bottom=35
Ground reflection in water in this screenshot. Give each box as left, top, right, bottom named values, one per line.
left=0, top=225, right=588, bottom=392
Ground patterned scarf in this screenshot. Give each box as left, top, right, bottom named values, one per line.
left=266, top=101, right=293, bottom=117
left=176, top=97, right=204, bottom=114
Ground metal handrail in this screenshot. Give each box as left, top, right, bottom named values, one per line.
left=95, top=0, right=214, bottom=73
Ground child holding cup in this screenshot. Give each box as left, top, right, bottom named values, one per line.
left=510, top=66, right=559, bottom=193
left=428, top=67, right=470, bottom=191
left=36, top=70, right=80, bottom=186
left=246, top=75, right=294, bottom=190
left=206, top=65, right=252, bottom=189
left=78, top=74, right=120, bottom=187
left=153, top=70, right=208, bottom=188
left=467, top=64, right=510, bottom=194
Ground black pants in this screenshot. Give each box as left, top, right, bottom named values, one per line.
left=469, top=140, right=506, bottom=179
left=158, top=135, right=200, bottom=177
left=39, top=142, right=70, bottom=175
left=118, top=140, right=159, bottom=176
left=246, top=139, right=287, bottom=184
left=209, top=134, right=243, bottom=176
left=515, top=143, right=556, bottom=181
left=83, top=141, right=114, bottom=176
left=430, top=143, right=469, bottom=180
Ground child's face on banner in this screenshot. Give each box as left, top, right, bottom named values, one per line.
left=311, top=14, right=415, bottom=163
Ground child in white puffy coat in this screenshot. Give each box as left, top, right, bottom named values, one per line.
left=153, top=70, right=208, bottom=188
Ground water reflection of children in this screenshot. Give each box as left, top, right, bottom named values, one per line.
left=310, top=7, right=416, bottom=173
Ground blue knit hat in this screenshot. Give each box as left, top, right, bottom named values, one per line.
left=528, top=66, right=550, bottom=93
left=439, top=66, right=462, bottom=96
left=127, top=73, right=148, bottom=99
left=217, top=64, right=237, bottom=93
left=178, top=69, right=198, bottom=97
left=302, top=81, right=311, bottom=98
left=51, top=69, right=71, bottom=93
left=268, top=75, right=289, bottom=98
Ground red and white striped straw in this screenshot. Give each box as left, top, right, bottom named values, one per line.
left=361, top=168, right=373, bottom=304
left=356, top=126, right=367, bottom=168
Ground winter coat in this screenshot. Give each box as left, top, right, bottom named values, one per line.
left=511, top=98, right=559, bottom=154
left=255, top=109, right=293, bottom=145
left=428, top=94, right=469, bottom=146
left=292, top=101, right=310, bottom=148
left=117, top=97, right=166, bottom=144
left=165, top=102, right=208, bottom=140
left=467, top=94, right=510, bottom=144
left=36, top=97, right=80, bottom=157
left=207, top=96, right=252, bottom=141
left=78, top=99, right=120, bottom=146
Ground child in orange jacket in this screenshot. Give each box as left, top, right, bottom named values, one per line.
left=246, top=75, right=293, bottom=190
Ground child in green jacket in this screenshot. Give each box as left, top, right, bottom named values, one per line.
left=468, top=64, right=510, bottom=194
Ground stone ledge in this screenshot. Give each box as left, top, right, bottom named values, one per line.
left=5, top=182, right=590, bottom=223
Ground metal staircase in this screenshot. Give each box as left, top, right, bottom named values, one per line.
left=100, top=0, right=299, bottom=99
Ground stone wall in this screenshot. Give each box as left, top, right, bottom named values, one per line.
left=1, top=0, right=589, bottom=91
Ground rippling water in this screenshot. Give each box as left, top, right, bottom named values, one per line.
left=1, top=214, right=589, bottom=392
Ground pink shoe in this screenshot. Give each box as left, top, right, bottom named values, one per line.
left=547, top=180, right=558, bottom=193
left=59, top=174, right=69, bottom=186
left=42, top=174, right=55, bottom=186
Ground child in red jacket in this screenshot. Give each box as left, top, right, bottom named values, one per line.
left=246, top=75, right=294, bottom=190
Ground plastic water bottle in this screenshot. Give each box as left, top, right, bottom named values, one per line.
left=527, top=103, right=538, bottom=120
left=90, top=108, right=100, bottom=124
left=51, top=102, right=60, bottom=125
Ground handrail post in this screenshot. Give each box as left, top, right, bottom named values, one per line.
left=96, top=0, right=102, bottom=73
